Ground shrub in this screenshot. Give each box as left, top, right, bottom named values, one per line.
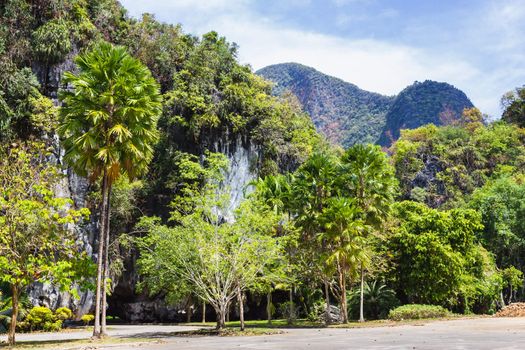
left=55, top=307, right=73, bottom=321
left=389, top=304, right=451, bottom=321
left=17, top=306, right=73, bottom=332
left=81, top=314, right=95, bottom=326
left=19, top=306, right=55, bottom=332
left=32, top=19, right=72, bottom=64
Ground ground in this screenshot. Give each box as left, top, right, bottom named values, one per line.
left=2, top=318, right=525, bottom=349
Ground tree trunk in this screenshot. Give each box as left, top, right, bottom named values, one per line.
left=216, top=303, right=227, bottom=330
left=186, top=297, right=193, bottom=323
left=202, top=303, right=206, bottom=323
left=288, top=286, right=294, bottom=325
left=101, top=183, right=112, bottom=336
left=324, top=280, right=331, bottom=325
left=266, top=291, right=272, bottom=324
left=93, top=173, right=109, bottom=338
left=339, top=265, right=348, bottom=323
left=237, top=286, right=245, bottom=331
left=7, top=284, right=19, bottom=346
left=359, top=263, right=365, bottom=323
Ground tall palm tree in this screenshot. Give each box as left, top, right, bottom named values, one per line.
left=340, top=144, right=397, bottom=322
left=58, top=41, right=162, bottom=337
left=319, top=197, right=367, bottom=323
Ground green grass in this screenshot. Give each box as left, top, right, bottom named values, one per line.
left=185, top=319, right=324, bottom=329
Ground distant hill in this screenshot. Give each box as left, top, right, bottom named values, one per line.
left=377, top=80, right=474, bottom=146
left=257, top=63, right=474, bottom=147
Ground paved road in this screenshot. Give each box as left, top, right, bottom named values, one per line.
left=4, top=318, right=525, bottom=349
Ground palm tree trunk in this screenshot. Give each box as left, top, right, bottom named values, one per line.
left=101, top=184, right=112, bottom=336
left=340, top=265, right=348, bottom=323
left=93, top=173, right=109, bottom=338
left=237, top=286, right=245, bottom=331
left=324, top=280, right=331, bottom=325
left=266, top=291, right=272, bottom=324
left=288, top=286, right=294, bottom=325
left=359, top=263, right=365, bottom=323
left=7, top=284, right=19, bottom=346
left=202, top=303, right=206, bottom=323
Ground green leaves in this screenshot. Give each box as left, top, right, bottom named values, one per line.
left=0, top=142, right=94, bottom=294
left=59, top=41, right=162, bottom=184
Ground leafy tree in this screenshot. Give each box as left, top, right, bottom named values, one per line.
left=502, top=86, right=525, bottom=127
left=501, top=266, right=523, bottom=304
left=386, top=201, right=501, bottom=312
left=0, top=142, right=92, bottom=345
left=136, top=153, right=283, bottom=329
left=58, top=41, right=162, bottom=337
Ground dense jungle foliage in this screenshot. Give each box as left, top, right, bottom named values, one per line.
left=1, top=0, right=525, bottom=338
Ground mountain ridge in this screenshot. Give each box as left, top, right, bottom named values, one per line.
left=257, top=62, right=474, bottom=147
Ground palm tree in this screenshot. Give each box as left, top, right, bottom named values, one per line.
left=58, top=42, right=162, bottom=337
left=319, top=197, right=367, bottom=323
left=292, top=151, right=340, bottom=324
left=348, top=280, right=398, bottom=320
left=340, top=144, right=397, bottom=322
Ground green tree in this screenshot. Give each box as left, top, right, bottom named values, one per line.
left=58, top=41, right=162, bottom=337
left=0, top=142, right=91, bottom=345
left=502, top=86, right=525, bottom=127
left=340, top=144, right=397, bottom=322
left=136, top=153, right=283, bottom=330
left=387, top=201, right=501, bottom=312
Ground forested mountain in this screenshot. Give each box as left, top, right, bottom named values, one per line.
left=378, top=80, right=474, bottom=146
left=257, top=63, right=393, bottom=147
left=257, top=63, right=474, bottom=147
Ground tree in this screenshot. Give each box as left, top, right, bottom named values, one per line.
left=319, top=197, right=366, bottom=323
left=291, top=151, right=341, bottom=323
left=58, top=41, right=162, bottom=337
left=136, top=152, right=283, bottom=330
left=0, top=142, right=91, bottom=345
left=387, top=201, right=501, bottom=312
left=340, top=144, right=396, bottom=322
left=501, top=86, right=525, bottom=127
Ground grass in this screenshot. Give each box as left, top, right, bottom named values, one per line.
left=185, top=319, right=324, bottom=329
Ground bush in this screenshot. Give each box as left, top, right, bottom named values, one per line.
left=17, top=306, right=73, bottom=332
left=81, top=314, right=95, bottom=326
left=55, top=307, right=73, bottom=321
left=388, top=304, right=451, bottom=321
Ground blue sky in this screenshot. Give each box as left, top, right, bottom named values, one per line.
left=121, top=0, right=525, bottom=117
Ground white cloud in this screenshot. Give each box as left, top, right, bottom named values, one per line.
left=121, top=0, right=525, bottom=118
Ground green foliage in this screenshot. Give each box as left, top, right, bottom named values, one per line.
left=257, top=63, right=393, bottom=147
left=385, top=201, right=501, bottom=312
left=59, top=41, right=162, bottom=183
left=17, top=306, right=71, bottom=332
left=392, top=122, right=525, bottom=208
left=81, top=314, right=95, bottom=326
left=32, top=19, right=72, bottom=64
left=469, top=175, right=525, bottom=271
left=502, top=86, right=525, bottom=127
left=136, top=153, right=284, bottom=329
left=54, top=307, right=73, bottom=321
left=348, top=281, right=399, bottom=320
left=388, top=304, right=450, bottom=321
left=378, top=80, right=474, bottom=146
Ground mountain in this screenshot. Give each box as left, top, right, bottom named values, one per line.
left=257, top=63, right=474, bottom=147
left=257, top=63, right=393, bottom=147
left=377, top=80, right=474, bottom=146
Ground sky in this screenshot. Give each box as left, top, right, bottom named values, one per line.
left=120, top=0, right=525, bottom=118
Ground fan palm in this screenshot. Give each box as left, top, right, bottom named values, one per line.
left=58, top=41, right=162, bottom=337
left=340, top=144, right=397, bottom=322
